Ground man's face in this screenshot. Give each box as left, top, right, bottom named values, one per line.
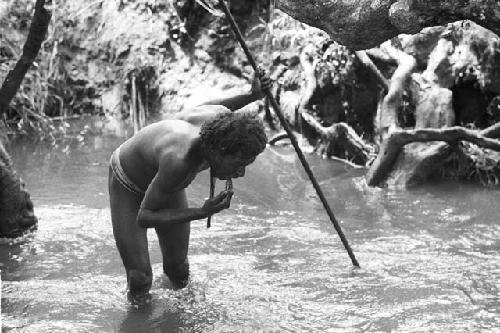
left=210, top=151, right=256, bottom=180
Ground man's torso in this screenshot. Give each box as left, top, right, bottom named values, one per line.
left=117, top=104, right=230, bottom=194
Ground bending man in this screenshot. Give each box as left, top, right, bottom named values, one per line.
left=108, top=72, right=270, bottom=301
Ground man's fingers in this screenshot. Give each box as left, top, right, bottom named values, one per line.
left=212, top=190, right=232, bottom=203
left=212, top=191, right=226, bottom=203
left=251, top=66, right=273, bottom=94
left=215, top=190, right=232, bottom=208
left=259, top=74, right=272, bottom=90
left=221, top=190, right=233, bottom=208
left=208, top=190, right=233, bottom=213
left=261, top=78, right=272, bottom=88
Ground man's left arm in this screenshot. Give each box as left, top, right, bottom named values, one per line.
left=200, top=69, right=272, bottom=111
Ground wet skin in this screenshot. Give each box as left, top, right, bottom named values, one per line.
left=109, top=72, right=270, bottom=300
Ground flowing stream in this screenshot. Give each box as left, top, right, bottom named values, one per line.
left=1, top=125, right=499, bottom=332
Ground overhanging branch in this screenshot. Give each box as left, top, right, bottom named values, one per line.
left=276, top=0, right=500, bottom=50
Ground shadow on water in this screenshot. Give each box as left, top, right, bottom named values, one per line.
left=1, top=117, right=500, bottom=332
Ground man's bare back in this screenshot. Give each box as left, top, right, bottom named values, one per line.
left=118, top=105, right=229, bottom=195
left=108, top=71, right=271, bottom=302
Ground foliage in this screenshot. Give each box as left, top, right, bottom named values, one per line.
left=247, top=9, right=327, bottom=68
left=1, top=0, right=273, bottom=140
left=1, top=0, right=53, bottom=139
left=0, top=0, right=181, bottom=141
left=313, top=39, right=357, bottom=87
left=464, top=142, right=500, bottom=185
left=439, top=141, right=500, bottom=186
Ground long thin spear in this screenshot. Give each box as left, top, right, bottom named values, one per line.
left=218, top=0, right=360, bottom=267
left=207, top=168, right=215, bottom=228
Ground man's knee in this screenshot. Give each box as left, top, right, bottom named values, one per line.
left=164, top=259, right=190, bottom=289
left=128, top=269, right=153, bottom=295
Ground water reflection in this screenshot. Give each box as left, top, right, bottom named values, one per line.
left=1, top=125, right=500, bottom=332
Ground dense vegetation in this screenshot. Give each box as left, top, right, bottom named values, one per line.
left=1, top=0, right=306, bottom=139
left=3, top=0, right=500, bottom=187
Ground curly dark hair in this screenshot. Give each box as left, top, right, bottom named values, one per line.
left=200, top=112, right=267, bottom=158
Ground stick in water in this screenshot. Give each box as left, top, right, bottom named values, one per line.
left=226, top=178, right=233, bottom=192
left=207, top=169, right=216, bottom=228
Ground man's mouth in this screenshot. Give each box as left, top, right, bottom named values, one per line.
left=215, top=174, right=229, bottom=180
left=215, top=171, right=239, bottom=180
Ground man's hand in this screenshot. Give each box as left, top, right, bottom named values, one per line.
left=202, top=190, right=233, bottom=216
left=251, top=67, right=273, bottom=99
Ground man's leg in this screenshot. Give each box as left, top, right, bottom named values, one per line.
left=155, top=190, right=191, bottom=289
left=109, top=168, right=152, bottom=298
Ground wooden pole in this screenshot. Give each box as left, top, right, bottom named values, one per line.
left=217, top=0, right=360, bottom=267
left=207, top=169, right=215, bottom=228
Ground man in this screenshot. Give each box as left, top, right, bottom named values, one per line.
left=108, top=71, right=270, bottom=302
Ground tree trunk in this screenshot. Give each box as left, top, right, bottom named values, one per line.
left=0, top=0, right=51, bottom=114
left=301, top=113, right=372, bottom=165
left=0, top=0, right=50, bottom=237
left=374, top=41, right=417, bottom=141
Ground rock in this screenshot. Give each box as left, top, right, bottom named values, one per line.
left=386, top=142, right=452, bottom=187
left=0, top=140, right=37, bottom=237
left=368, top=21, right=500, bottom=186
left=276, top=0, right=500, bottom=50
left=413, top=85, right=454, bottom=128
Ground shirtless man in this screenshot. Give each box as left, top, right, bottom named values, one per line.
left=108, top=72, right=270, bottom=301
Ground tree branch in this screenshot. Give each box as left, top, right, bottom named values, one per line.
left=354, top=50, right=389, bottom=91
left=375, top=42, right=417, bottom=140
left=366, top=125, right=500, bottom=186
left=301, top=112, right=372, bottom=164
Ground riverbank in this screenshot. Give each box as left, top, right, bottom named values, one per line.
left=1, top=0, right=302, bottom=138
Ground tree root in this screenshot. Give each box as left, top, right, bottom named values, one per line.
left=301, top=113, right=372, bottom=165
left=366, top=124, right=500, bottom=186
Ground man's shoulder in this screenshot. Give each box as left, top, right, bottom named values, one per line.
left=128, top=120, right=195, bottom=154
left=138, top=119, right=192, bottom=135
left=175, top=105, right=231, bottom=124
left=192, top=104, right=231, bottom=112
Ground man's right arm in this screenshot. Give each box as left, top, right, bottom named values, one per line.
left=137, top=190, right=233, bottom=228
left=136, top=157, right=233, bottom=228
left=137, top=207, right=205, bottom=228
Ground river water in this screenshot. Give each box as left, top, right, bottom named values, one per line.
left=1, top=123, right=499, bottom=332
